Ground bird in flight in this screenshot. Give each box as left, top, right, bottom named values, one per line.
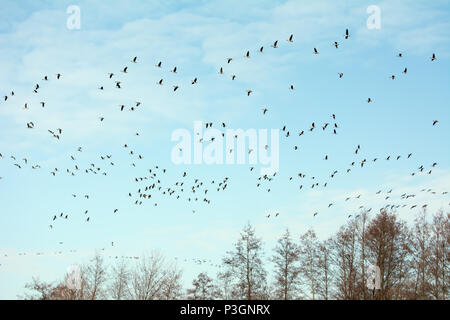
left=344, top=28, right=349, bottom=39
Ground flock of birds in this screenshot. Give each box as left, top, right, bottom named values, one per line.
left=0, top=27, right=447, bottom=267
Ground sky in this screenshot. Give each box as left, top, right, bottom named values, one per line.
left=0, top=0, right=449, bottom=299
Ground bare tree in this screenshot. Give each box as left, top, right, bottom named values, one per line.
left=216, top=271, right=235, bottom=299
left=109, top=258, right=130, bottom=300
left=130, top=251, right=182, bottom=300
left=298, top=229, right=320, bottom=299
left=429, top=210, right=449, bottom=300
left=317, top=239, right=332, bottom=300
left=272, top=229, right=301, bottom=300
left=410, top=210, right=432, bottom=299
left=356, top=210, right=370, bottom=299
left=366, top=209, right=410, bottom=300
left=83, top=254, right=108, bottom=300
left=223, top=223, right=267, bottom=300
left=187, top=272, right=220, bottom=300
left=331, top=220, right=359, bottom=300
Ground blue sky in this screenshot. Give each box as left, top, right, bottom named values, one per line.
left=0, top=0, right=449, bottom=299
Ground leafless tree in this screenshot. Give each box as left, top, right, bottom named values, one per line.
left=108, top=258, right=131, bottom=300
left=317, top=239, right=333, bottom=300
left=298, top=229, right=320, bottom=299
left=130, top=251, right=182, bottom=300
left=187, top=272, right=220, bottom=300
left=83, top=253, right=108, bottom=300
left=272, top=229, right=301, bottom=300
left=366, top=209, right=410, bottom=300
left=429, top=210, right=449, bottom=299
left=223, top=223, right=267, bottom=300
left=331, top=221, right=359, bottom=300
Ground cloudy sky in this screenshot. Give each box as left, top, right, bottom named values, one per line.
left=0, top=0, right=449, bottom=299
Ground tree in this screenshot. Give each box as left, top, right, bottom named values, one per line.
left=84, top=253, right=108, bottom=300
left=331, top=220, right=359, bottom=300
left=130, top=251, right=183, bottom=300
left=366, top=209, right=410, bottom=300
left=429, top=210, right=449, bottom=300
left=223, top=223, right=267, bottom=299
left=109, top=258, right=130, bottom=300
left=187, top=272, right=219, bottom=300
left=410, top=210, right=431, bottom=299
left=356, top=210, right=370, bottom=299
left=317, top=239, right=332, bottom=300
left=272, top=229, right=301, bottom=300
left=298, top=229, right=319, bottom=299
left=216, top=271, right=235, bottom=299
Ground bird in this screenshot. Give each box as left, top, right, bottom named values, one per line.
left=433, top=120, right=438, bottom=126
left=344, top=28, right=349, bottom=39
left=431, top=53, right=436, bottom=61
left=287, top=34, right=294, bottom=42
left=313, top=48, right=319, bottom=54
left=402, top=68, right=407, bottom=74
left=271, top=40, right=278, bottom=48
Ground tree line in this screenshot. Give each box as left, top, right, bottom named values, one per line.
left=23, top=209, right=448, bottom=300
